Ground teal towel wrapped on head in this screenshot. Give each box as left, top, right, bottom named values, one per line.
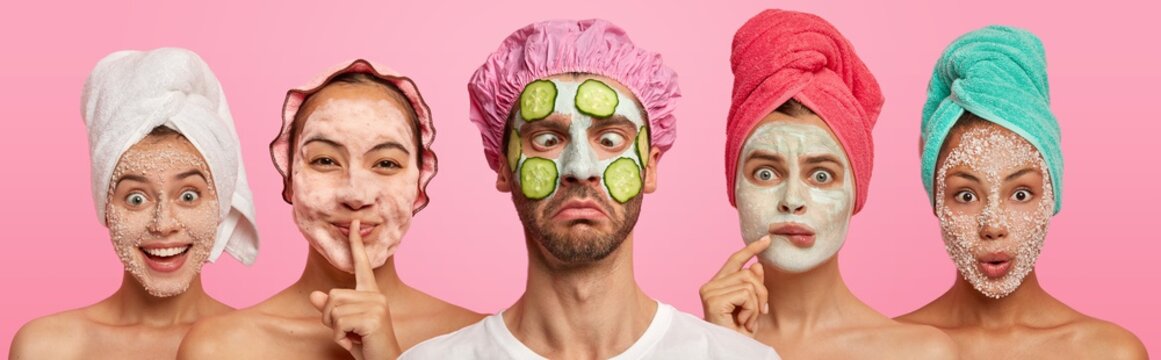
left=920, top=25, right=1063, bottom=214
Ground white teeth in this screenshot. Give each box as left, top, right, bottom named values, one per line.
left=142, top=246, right=190, bottom=258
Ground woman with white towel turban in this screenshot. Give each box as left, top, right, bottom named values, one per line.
left=9, top=47, right=258, bottom=359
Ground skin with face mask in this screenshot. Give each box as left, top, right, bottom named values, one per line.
left=178, top=74, right=482, bottom=359
left=10, top=129, right=234, bottom=360
left=469, top=73, right=668, bottom=358
left=898, top=116, right=1147, bottom=359
left=699, top=104, right=959, bottom=358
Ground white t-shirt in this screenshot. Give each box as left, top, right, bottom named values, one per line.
left=401, top=302, right=780, bottom=359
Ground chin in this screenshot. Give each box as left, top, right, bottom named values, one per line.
left=761, top=246, right=831, bottom=273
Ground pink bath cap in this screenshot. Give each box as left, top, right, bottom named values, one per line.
left=468, top=19, right=681, bottom=171
left=270, top=59, right=438, bottom=214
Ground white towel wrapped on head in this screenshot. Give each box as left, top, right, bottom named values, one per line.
left=81, top=47, right=259, bottom=265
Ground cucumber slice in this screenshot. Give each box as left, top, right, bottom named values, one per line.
left=604, top=157, right=642, bottom=203
left=519, top=80, right=556, bottom=121
left=575, top=79, right=619, bottom=118
left=520, top=157, right=558, bottom=200
left=507, top=128, right=522, bottom=171
left=635, top=125, right=649, bottom=165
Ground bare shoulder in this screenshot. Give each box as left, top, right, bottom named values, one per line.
left=394, top=288, right=485, bottom=349
left=9, top=310, right=89, bottom=359
left=879, top=321, right=959, bottom=358
left=178, top=308, right=276, bottom=359
left=1060, top=317, right=1147, bottom=359
left=895, top=301, right=952, bottom=329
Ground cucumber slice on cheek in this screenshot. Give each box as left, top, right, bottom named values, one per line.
left=604, top=157, right=643, bottom=204
left=507, top=128, right=522, bottom=171
left=520, top=157, right=558, bottom=200
left=635, top=125, right=649, bottom=166
left=520, top=80, right=557, bottom=121
left=575, top=79, right=619, bottom=118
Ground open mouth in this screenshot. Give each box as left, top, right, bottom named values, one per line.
left=139, top=245, right=191, bottom=273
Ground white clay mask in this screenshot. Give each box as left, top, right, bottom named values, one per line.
left=291, top=96, right=419, bottom=274
left=106, top=135, right=219, bottom=297
left=935, top=126, right=1053, bottom=298
left=507, top=78, right=649, bottom=204
left=735, top=121, right=854, bottom=273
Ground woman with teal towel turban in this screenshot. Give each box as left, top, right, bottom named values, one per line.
left=897, top=25, right=1146, bottom=358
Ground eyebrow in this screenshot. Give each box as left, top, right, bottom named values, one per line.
left=1005, top=168, right=1036, bottom=182
left=114, top=174, right=148, bottom=187
left=176, top=169, right=208, bottom=182
left=523, top=118, right=570, bottom=134
left=747, top=152, right=785, bottom=163
left=951, top=172, right=981, bottom=183
left=370, top=141, right=411, bottom=155
left=803, top=154, right=843, bottom=167
left=591, top=114, right=636, bottom=128
left=302, top=137, right=345, bottom=150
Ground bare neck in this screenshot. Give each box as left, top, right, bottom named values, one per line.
left=504, top=232, right=657, bottom=358
left=107, top=271, right=223, bottom=327
left=295, top=246, right=408, bottom=297
left=760, top=255, right=874, bottom=334
left=941, top=270, right=1063, bottom=328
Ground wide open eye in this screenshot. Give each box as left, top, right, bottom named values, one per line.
left=954, top=190, right=978, bottom=204
left=597, top=132, right=625, bottom=149
left=753, top=167, right=778, bottom=183
left=532, top=133, right=562, bottom=149
left=179, top=190, right=199, bottom=203
left=1010, top=189, right=1034, bottom=202
left=126, top=192, right=147, bottom=207
left=810, top=169, right=833, bottom=185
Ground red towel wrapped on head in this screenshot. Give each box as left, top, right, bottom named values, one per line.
left=725, top=9, right=883, bottom=214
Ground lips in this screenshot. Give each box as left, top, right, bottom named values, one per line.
left=334, top=221, right=377, bottom=238
left=553, top=198, right=607, bottom=221
left=977, top=252, right=1014, bottom=279
left=770, top=223, right=816, bottom=248
left=139, top=243, right=191, bottom=273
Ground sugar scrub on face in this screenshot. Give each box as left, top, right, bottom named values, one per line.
left=106, top=137, right=219, bottom=297
left=936, top=126, right=1054, bottom=299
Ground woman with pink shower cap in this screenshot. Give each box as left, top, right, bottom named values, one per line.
left=178, top=60, right=482, bottom=359
left=698, top=10, right=958, bottom=358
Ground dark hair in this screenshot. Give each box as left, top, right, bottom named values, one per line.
left=775, top=99, right=816, bottom=117
left=282, top=73, right=424, bottom=200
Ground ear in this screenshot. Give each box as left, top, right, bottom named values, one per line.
left=495, top=162, right=513, bottom=193
left=281, top=176, right=295, bottom=203
left=643, top=146, right=661, bottom=194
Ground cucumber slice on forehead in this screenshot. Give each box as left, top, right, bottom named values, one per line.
left=519, top=80, right=556, bottom=121
left=520, top=157, right=558, bottom=200
left=507, top=128, right=522, bottom=171
left=635, top=125, right=649, bottom=165
left=604, top=157, right=642, bottom=204
left=575, top=79, right=619, bottom=118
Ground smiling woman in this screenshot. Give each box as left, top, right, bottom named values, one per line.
left=8, top=47, right=258, bottom=359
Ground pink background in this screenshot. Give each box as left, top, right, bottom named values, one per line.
left=2, top=0, right=1158, bottom=354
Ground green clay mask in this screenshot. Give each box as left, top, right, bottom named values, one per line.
left=509, top=78, right=647, bottom=203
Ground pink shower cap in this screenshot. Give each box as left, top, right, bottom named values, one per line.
left=468, top=19, right=681, bottom=171
left=270, top=59, right=438, bottom=214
